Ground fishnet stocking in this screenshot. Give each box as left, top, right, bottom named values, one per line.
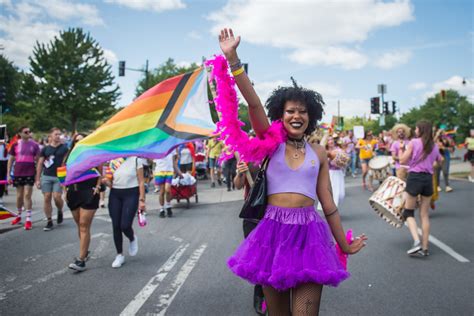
left=292, top=283, right=323, bottom=316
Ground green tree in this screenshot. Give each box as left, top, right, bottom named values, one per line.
left=400, top=90, right=474, bottom=141
left=135, top=58, right=199, bottom=96
left=29, top=28, right=120, bottom=132
left=0, top=55, right=46, bottom=135
left=0, top=54, right=22, bottom=114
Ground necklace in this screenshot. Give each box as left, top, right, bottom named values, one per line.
left=287, top=138, right=306, bottom=159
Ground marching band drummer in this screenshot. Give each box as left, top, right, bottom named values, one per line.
left=399, top=120, right=442, bottom=257
left=390, top=124, right=411, bottom=181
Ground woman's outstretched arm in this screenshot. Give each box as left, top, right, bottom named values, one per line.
left=218, top=28, right=269, bottom=137
left=313, top=144, right=367, bottom=254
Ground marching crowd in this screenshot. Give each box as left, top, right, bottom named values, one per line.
left=1, top=28, right=473, bottom=316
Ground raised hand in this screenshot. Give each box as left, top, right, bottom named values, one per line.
left=218, top=28, right=240, bottom=63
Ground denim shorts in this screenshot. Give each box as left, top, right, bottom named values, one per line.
left=209, top=158, right=220, bottom=169
left=41, top=175, right=62, bottom=193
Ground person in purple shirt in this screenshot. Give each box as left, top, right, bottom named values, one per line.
left=390, top=124, right=411, bottom=181
left=7, top=126, right=40, bottom=230
left=399, top=120, right=442, bottom=257
left=342, top=130, right=357, bottom=177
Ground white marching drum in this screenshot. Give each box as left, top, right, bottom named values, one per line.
left=369, top=176, right=406, bottom=228
left=368, top=156, right=393, bottom=181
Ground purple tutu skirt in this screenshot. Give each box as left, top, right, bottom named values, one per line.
left=228, top=205, right=349, bottom=291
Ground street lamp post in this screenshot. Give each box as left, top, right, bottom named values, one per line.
left=378, top=84, right=387, bottom=127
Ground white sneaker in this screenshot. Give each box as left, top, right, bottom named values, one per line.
left=112, top=254, right=125, bottom=268
left=129, top=235, right=138, bottom=256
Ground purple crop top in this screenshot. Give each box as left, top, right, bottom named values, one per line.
left=266, top=142, right=320, bottom=200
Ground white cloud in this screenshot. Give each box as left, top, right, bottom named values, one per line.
left=289, top=46, right=368, bottom=69
left=105, top=0, right=185, bottom=12
left=374, top=50, right=412, bottom=69
left=36, top=0, right=104, bottom=26
left=409, top=82, right=427, bottom=90
left=423, top=76, right=474, bottom=101
left=253, top=80, right=340, bottom=104
left=103, top=49, right=118, bottom=66
left=321, top=98, right=369, bottom=122
left=0, top=1, right=104, bottom=68
left=209, top=0, right=414, bottom=69
left=187, top=30, right=202, bottom=40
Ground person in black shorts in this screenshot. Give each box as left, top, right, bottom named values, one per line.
left=7, top=126, right=40, bottom=230
left=399, top=121, right=442, bottom=257
left=65, top=134, right=102, bottom=272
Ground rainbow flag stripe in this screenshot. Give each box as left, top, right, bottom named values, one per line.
left=57, top=166, right=100, bottom=186
left=64, top=67, right=215, bottom=185
left=0, top=206, right=17, bottom=220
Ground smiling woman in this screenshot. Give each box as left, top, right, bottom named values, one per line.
left=219, top=28, right=367, bottom=315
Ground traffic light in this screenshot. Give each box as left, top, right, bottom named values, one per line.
left=383, top=101, right=389, bottom=115
left=392, top=101, right=397, bottom=114
left=440, top=90, right=446, bottom=102
left=118, top=61, right=125, bottom=76
left=370, top=97, right=380, bottom=114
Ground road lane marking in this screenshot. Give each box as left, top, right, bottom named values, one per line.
left=155, top=244, right=208, bottom=316
left=22, top=233, right=110, bottom=263
left=416, top=228, right=470, bottom=263
left=0, top=232, right=111, bottom=301
left=120, top=243, right=190, bottom=316
left=169, top=236, right=183, bottom=243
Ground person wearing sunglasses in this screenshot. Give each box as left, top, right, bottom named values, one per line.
left=7, top=126, right=40, bottom=230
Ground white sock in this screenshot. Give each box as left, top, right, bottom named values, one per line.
left=26, top=210, right=32, bottom=221
left=159, top=204, right=164, bottom=211
left=164, top=202, right=171, bottom=209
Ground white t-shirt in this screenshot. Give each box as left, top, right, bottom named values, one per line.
left=154, top=153, right=175, bottom=173
left=112, top=157, right=145, bottom=189
left=179, top=147, right=193, bottom=165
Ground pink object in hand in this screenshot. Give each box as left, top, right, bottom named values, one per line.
left=335, top=229, right=353, bottom=270
left=138, top=209, right=147, bottom=227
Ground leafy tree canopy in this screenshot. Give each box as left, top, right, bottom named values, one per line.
left=400, top=90, right=473, bottom=141
left=28, top=27, right=120, bottom=132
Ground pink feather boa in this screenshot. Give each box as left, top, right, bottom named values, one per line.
left=205, top=55, right=286, bottom=163
left=335, top=229, right=353, bottom=270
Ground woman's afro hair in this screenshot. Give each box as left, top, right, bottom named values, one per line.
left=265, top=77, right=325, bottom=135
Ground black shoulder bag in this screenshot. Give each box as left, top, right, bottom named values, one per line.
left=238, top=157, right=270, bottom=220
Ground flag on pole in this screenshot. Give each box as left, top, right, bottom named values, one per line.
left=0, top=206, right=17, bottom=220
left=65, top=67, right=215, bottom=185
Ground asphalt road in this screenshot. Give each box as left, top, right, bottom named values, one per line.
left=0, top=178, right=473, bottom=315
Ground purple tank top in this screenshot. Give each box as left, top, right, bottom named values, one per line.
left=266, top=142, right=319, bottom=200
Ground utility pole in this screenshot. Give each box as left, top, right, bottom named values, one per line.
left=378, top=84, right=387, bottom=127
left=337, top=100, right=341, bottom=130
left=145, top=59, right=149, bottom=90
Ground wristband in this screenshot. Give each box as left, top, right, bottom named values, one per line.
left=139, top=198, right=145, bottom=202
left=232, top=67, right=245, bottom=77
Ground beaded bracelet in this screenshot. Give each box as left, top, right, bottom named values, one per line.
left=229, top=59, right=242, bottom=71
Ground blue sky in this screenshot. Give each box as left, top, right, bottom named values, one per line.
left=1, top=0, right=472, bottom=123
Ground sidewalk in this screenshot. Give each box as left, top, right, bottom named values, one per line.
left=0, top=178, right=245, bottom=233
